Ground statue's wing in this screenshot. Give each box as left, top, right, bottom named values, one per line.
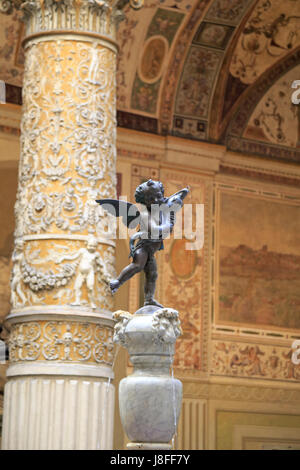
left=96, top=199, right=140, bottom=229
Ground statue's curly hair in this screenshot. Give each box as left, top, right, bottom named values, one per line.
left=134, top=179, right=164, bottom=204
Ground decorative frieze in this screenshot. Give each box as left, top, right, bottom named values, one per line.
left=211, top=339, right=300, bottom=382
left=8, top=321, right=115, bottom=365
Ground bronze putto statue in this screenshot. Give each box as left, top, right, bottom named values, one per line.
left=96, top=179, right=189, bottom=307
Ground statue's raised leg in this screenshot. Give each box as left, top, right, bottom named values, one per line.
left=110, top=248, right=148, bottom=294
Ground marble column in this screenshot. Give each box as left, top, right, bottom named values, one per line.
left=1, top=0, right=142, bottom=450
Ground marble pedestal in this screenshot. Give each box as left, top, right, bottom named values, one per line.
left=113, top=306, right=182, bottom=450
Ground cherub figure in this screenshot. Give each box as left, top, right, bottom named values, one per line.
left=11, top=239, right=27, bottom=308
left=57, top=236, right=107, bottom=309
left=96, top=179, right=189, bottom=307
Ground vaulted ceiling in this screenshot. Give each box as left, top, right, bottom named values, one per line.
left=1, top=0, right=300, bottom=162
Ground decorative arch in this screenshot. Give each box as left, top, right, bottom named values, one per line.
left=209, top=0, right=300, bottom=143
left=225, top=46, right=300, bottom=162
left=208, top=0, right=259, bottom=141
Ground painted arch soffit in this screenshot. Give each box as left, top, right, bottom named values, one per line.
left=117, top=0, right=197, bottom=117
left=118, top=0, right=260, bottom=133
left=209, top=0, right=300, bottom=142
left=225, top=48, right=300, bottom=162
left=170, top=0, right=257, bottom=140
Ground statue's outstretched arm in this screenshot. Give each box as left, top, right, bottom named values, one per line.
left=167, top=187, right=190, bottom=209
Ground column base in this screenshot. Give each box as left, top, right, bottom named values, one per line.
left=127, top=442, right=172, bottom=450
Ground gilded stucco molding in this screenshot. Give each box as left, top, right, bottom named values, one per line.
left=11, top=36, right=118, bottom=311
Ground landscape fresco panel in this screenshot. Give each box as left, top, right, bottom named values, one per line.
left=219, top=193, right=300, bottom=329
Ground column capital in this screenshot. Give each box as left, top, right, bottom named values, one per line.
left=0, top=0, right=22, bottom=14
left=0, top=0, right=143, bottom=16
left=0, top=0, right=143, bottom=42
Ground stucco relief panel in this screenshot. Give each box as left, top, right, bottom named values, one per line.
left=8, top=321, right=115, bottom=365
left=11, top=239, right=115, bottom=310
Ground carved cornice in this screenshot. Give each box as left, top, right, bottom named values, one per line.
left=182, top=380, right=300, bottom=403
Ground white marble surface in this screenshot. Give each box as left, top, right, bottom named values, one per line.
left=114, top=306, right=183, bottom=446
left=119, top=375, right=182, bottom=443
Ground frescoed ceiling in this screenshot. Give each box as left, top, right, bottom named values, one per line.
left=0, top=0, right=300, bottom=162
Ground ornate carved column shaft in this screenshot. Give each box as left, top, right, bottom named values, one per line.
left=1, top=0, right=142, bottom=450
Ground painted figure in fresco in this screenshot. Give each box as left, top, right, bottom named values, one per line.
left=96, top=179, right=189, bottom=307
